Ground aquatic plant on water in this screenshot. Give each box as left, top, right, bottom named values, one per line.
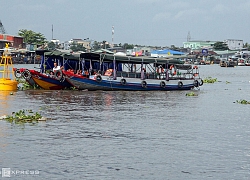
left=186, top=92, right=198, bottom=96
left=1, top=109, right=46, bottom=123
left=203, top=77, right=217, bottom=83
left=236, top=99, right=250, bottom=104
left=17, top=78, right=40, bottom=90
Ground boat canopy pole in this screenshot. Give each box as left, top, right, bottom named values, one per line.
left=81, top=58, right=85, bottom=75
left=140, top=59, right=145, bottom=80
left=165, top=62, right=169, bottom=81
left=41, top=52, right=45, bottom=73
left=89, top=59, right=92, bottom=75
left=113, top=55, right=117, bottom=80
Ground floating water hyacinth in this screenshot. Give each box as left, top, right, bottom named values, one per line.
left=186, top=92, right=198, bottom=96
left=236, top=99, right=250, bottom=104
left=0, top=109, right=47, bottom=123
left=203, top=77, right=217, bottom=83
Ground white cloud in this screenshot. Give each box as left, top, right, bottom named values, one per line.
left=153, top=12, right=171, bottom=22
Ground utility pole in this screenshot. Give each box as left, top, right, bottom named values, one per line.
left=52, top=24, right=53, bottom=40
left=112, top=26, right=114, bottom=48
left=0, top=20, right=7, bottom=34
left=187, top=31, right=191, bottom=42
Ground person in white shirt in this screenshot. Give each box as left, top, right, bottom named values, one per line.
left=53, top=62, right=61, bottom=72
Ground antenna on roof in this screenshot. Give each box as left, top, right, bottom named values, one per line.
left=187, top=31, right=191, bottom=42
left=52, top=24, right=53, bottom=40
left=0, top=20, right=7, bottom=34
left=111, top=26, right=114, bottom=48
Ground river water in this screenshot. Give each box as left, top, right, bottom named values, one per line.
left=0, top=64, right=250, bottom=180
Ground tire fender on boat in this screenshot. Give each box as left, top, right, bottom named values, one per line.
left=120, top=78, right=126, bottom=85
left=14, top=69, right=22, bottom=78
left=55, top=70, right=63, bottom=81
left=199, top=79, right=203, bottom=86
left=59, top=75, right=65, bottom=82
left=178, top=81, right=183, bottom=88
left=141, top=80, right=147, bottom=88
left=160, top=81, right=166, bottom=88
left=22, top=69, right=31, bottom=80
left=193, top=80, right=199, bottom=87
left=95, top=75, right=102, bottom=83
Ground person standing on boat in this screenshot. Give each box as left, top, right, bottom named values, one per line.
left=53, top=62, right=61, bottom=72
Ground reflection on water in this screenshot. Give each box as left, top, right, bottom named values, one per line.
left=0, top=65, right=250, bottom=179
left=0, top=91, right=17, bottom=116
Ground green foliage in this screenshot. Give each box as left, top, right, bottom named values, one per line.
left=3, top=109, right=43, bottom=124
left=18, top=29, right=47, bottom=45
left=203, top=77, right=217, bottom=83
left=186, top=92, right=198, bottom=96
left=17, top=78, right=41, bottom=90
left=70, top=42, right=86, bottom=52
left=236, top=99, right=250, bottom=104
left=47, top=41, right=56, bottom=50
left=92, top=41, right=100, bottom=51
left=243, top=43, right=250, bottom=50
left=213, top=41, right=229, bottom=50
left=123, top=43, right=134, bottom=49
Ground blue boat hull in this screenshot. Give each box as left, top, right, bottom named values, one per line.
left=67, top=76, right=195, bottom=91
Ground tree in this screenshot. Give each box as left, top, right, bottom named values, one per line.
left=213, top=42, right=229, bottom=50
left=47, top=41, right=56, bottom=50
left=122, top=43, right=134, bottom=49
left=243, top=43, right=250, bottom=50
left=70, top=42, right=85, bottom=52
left=18, top=29, right=47, bottom=45
left=92, top=41, right=101, bottom=51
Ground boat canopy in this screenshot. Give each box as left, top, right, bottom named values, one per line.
left=80, top=52, right=184, bottom=65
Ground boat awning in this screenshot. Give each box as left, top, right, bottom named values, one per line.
left=80, top=52, right=184, bottom=65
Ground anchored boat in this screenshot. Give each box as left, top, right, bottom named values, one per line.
left=0, top=43, right=18, bottom=91
left=14, top=50, right=79, bottom=90
left=64, top=53, right=203, bottom=91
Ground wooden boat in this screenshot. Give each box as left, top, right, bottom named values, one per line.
left=64, top=53, right=203, bottom=91
left=245, top=59, right=250, bottom=66
left=14, top=50, right=81, bottom=90
left=237, top=58, right=246, bottom=66
left=220, top=59, right=237, bottom=67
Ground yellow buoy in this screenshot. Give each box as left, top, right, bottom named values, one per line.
left=0, top=43, right=18, bottom=91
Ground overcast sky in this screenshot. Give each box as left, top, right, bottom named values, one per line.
left=1, top=0, right=250, bottom=47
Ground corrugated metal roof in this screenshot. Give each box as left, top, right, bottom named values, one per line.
left=151, top=49, right=184, bottom=55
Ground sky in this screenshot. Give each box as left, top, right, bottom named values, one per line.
left=1, top=0, right=250, bottom=47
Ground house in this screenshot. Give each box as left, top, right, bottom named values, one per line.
left=183, top=40, right=218, bottom=50
left=68, top=38, right=91, bottom=51
left=0, top=34, right=24, bottom=49
left=224, top=39, right=243, bottom=50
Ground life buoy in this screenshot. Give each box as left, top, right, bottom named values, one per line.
left=141, top=80, right=147, bottom=88
left=22, top=69, right=31, bottom=80
left=178, top=81, right=183, bottom=88
left=170, top=65, right=176, bottom=75
left=199, top=79, right=203, bottom=86
left=104, top=69, right=113, bottom=76
left=193, top=80, right=199, bottom=87
left=160, top=81, right=166, bottom=88
left=160, top=67, right=164, bottom=73
left=120, top=78, right=126, bottom=85
left=14, top=69, right=22, bottom=78
left=95, top=75, right=102, bottom=82
left=54, top=70, right=63, bottom=81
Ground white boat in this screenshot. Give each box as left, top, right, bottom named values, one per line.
left=237, top=58, right=246, bottom=66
